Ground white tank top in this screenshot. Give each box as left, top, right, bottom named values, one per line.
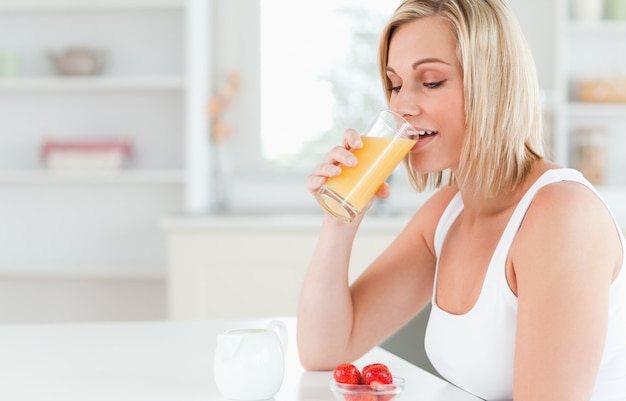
left=424, top=169, right=626, bottom=401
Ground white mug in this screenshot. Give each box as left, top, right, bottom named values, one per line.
left=214, top=320, right=288, bottom=400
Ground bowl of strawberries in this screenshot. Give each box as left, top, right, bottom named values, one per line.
left=330, top=362, right=405, bottom=401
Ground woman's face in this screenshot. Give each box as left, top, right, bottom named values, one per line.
left=386, top=16, right=466, bottom=174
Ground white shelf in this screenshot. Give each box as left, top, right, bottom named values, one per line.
left=0, top=265, right=166, bottom=280
left=0, top=169, right=185, bottom=185
left=0, top=76, right=185, bottom=92
left=0, top=0, right=184, bottom=13
left=568, top=20, right=626, bottom=35
left=0, top=0, right=211, bottom=278
left=567, top=102, right=626, bottom=117
left=554, top=0, right=626, bottom=193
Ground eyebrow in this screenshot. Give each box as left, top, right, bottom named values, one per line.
left=386, top=58, right=451, bottom=74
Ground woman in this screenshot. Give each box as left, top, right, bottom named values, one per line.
left=297, top=1, right=626, bottom=400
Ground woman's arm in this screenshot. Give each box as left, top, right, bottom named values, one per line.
left=511, top=181, right=621, bottom=401
left=297, top=184, right=457, bottom=370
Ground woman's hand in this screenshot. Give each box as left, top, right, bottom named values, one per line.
left=306, top=128, right=391, bottom=200
left=306, top=128, right=361, bottom=194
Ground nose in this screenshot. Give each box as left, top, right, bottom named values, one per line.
left=389, top=88, right=421, bottom=120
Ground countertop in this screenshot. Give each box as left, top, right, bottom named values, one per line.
left=0, top=317, right=481, bottom=401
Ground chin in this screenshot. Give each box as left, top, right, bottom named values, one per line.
left=408, top=154, right=451, bottom=175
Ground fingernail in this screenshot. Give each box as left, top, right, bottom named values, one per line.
left=354, top=138, right=363, bottom=147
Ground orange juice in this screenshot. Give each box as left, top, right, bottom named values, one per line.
left=317, top=135, right=415, bottom=220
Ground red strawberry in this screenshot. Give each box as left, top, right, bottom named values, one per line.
left=333, top=363, right=363, bottom=385
left=362, top=363, right=393, bottom=386
left=361, top=363, right=389, bottom=376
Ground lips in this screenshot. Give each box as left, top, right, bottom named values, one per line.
left=407, top=130, right=438, bottom=140
left=410, top=129, right=438, bottom=151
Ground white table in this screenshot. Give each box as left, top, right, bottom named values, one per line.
left=0, top=318, right=480, bottom=400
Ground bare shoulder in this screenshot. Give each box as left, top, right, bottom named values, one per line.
left=510, top=176, right=622, bottom=400
left=512, top=179, right=621, bottom=285
left=524, top=180, right=615, bottom=235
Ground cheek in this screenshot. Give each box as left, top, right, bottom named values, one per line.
left=439, top=94, right=465, bottom=138
left=438, top=88, right=464, bottom=115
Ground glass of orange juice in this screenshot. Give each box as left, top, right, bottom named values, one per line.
left=315, top=110, right=417, bottom=222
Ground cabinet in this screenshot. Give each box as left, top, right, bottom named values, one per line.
left=0, top=0, right=211, bottom=278
left=163, top=215, right=405, bottom=320
left=553, top=0, right=626, bottom=227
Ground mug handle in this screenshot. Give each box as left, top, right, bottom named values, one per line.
left=266, top=320, right=288, bottom=355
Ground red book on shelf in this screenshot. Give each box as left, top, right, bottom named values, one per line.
left=41, top=139, right=133, bottom=170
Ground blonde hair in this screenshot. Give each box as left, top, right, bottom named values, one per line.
left=378, top=0, right=544, bottom=197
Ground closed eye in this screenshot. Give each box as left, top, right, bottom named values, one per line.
left=424, top=80, right=445, bottom=89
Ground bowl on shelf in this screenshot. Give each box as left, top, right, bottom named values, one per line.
left=47, top=47, right=106, bottom=76
left=578, top=77, right=626, bottom=103
left=330, top=376, right=405, bottom=401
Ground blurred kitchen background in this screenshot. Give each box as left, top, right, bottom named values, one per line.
left=1, top=0, right=625, bottom=374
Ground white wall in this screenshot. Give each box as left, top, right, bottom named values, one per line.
left=508, top=0, right=556, bottom=92
left=211, top=0, right=262, bottom=171
left=0, top=0, right=557, bottom=324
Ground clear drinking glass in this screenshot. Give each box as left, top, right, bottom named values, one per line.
left=315, top=110, right=417, bottom=222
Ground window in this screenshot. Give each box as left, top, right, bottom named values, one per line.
left=259, top=0, right=396, bottom=173
left=213, top=1, right=426, bottom=213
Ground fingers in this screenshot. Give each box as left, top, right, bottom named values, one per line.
left=306, top=164, right=337, bottom=193
left=306, top=150, right=348, bottom=194
left=342, top=128, right=363, bottom=151
left=374, top=182, right=391, bottom=200
left=322, top=145, right=357, bottom=167
left=307, top=129, right=362, bottom=195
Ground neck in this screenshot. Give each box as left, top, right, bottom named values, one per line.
left=454, top=160, right=557, bottom=219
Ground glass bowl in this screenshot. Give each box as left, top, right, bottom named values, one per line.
left=329, top=376, right=405, bottom=401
